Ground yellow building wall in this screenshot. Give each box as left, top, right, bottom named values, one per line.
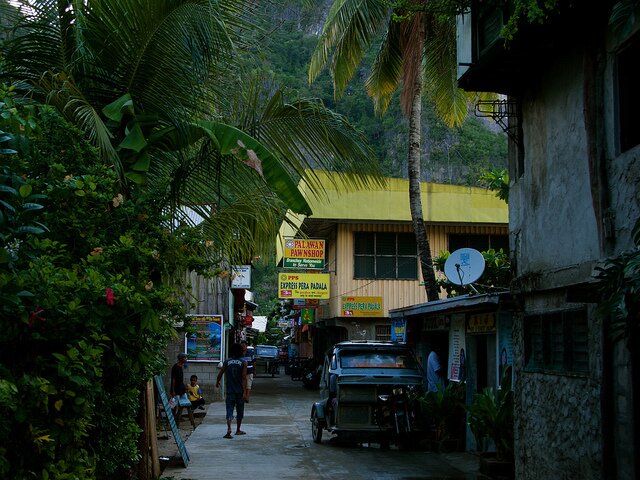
left=325, top=222, right=508, bottom=319
left=277, top=172, right=508, bottom=264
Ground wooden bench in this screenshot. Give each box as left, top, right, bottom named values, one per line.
left=175, top=404, right=196, bottom=428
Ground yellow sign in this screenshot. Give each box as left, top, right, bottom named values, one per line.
left=278, top=273, right=330, bottom=299
left=341, top=296, right=384, bottom=317
left=467, top=313, right=496, bottom=334
left=283, top=238, right=325, bottom=269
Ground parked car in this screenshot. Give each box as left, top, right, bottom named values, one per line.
left=254, top=344, right=279, bottom=377
left=310, top=341, right=425, bottom=448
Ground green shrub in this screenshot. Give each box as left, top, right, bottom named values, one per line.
left=0, top=90, right=202, bottom=479
left=466, top=366, right=514, bottom=460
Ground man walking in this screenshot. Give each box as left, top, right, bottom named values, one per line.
left=216, top=343, right=248, bottom=438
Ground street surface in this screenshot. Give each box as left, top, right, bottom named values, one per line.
left=161, top=369, right=482, bottom=480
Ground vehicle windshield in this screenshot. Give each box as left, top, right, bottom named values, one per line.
left=256, top=345, right=278, bottom=357
left=338, top=350, right=418, bottom=369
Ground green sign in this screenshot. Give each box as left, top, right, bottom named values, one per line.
left=283, top=238, right=325, bottom=269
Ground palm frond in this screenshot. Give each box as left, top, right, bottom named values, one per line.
left=308, top=0, right=389, bottom=98
left=150, top=146, right=289, bottom=262
left=1, top=1, right=66, bottom=82
left=424, top=13, right=469, bottom=128
left=365, top=17, right=403, bottom=115
left=147, top=119, right=313, bottom=215
left=258, top=97, right=384, bottom=183
left=84, top=0, right=235, bottom=121
left=34, top=72, right=120, bottom=166
left=221, top=77, right=386, bottom=194
left=2, top=0, right=238, bottom=157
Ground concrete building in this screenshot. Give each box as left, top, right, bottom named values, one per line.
left=456, top=2, right=639, bottom=478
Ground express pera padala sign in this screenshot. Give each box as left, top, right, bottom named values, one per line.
left=278, top=272, right=330, bottom=299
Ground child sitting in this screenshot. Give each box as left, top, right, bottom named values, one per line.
left=186, top=374, right=206, bottom=410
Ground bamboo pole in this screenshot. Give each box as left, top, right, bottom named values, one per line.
left=146, top=380, right=161, bottom=477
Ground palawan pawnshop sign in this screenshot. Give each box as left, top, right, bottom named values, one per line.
left=283, top=238, right=325, bottom=269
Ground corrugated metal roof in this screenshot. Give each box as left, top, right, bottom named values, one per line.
left=389, top=292, right=511, bottom=318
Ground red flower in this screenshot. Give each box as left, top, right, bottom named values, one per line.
left=28, top=306, right=46, bottom=327
left=106, top=288, right=116, bottom=306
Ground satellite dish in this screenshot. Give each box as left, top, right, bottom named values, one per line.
left=444, top=248, right=486, bottom=286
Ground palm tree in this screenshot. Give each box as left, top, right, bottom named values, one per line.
left=308, top=0, right=471, bottom=300
left=0, top=0, right=384, bottom=264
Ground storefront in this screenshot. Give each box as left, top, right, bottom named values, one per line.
left=390, top=292, right=514, bottom=451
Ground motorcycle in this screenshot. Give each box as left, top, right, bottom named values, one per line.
left=302, top=362, right=321, bottom=390
left=289, top=357, right=305, bottom=381
left=374, top=385, right=419, bottom=448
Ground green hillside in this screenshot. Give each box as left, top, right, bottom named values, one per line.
left=239, top=0, right=507, bottom=185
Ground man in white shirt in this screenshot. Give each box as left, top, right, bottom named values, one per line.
left=427, top=349, right=445, bottom=392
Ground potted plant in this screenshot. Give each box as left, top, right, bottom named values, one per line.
left=418, top=381, right=466, bottom=451
left=466, top=366, right=514, bottom=478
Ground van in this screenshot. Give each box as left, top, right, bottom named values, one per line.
left=255, top=344, right=279, bottom=376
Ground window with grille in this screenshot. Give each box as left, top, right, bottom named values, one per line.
left=448, top=233, right=509, bottom=254
left=354, top=232, right=418, bottom=280
left=375, top=325, right=391, bottom=342
left=524, top=309, right=589, bottom=375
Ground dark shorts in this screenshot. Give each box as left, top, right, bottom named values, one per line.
left=225, top=393, right=244, bottom=421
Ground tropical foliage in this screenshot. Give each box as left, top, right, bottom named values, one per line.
left=595, top=218, right=640, bottom=345
left=479, top=168, right=509, bottom=204
left=0, top=1, right=386, bottom=478
left=1, top=0, right=383, bottom=264
left=466, top=366, right=514, bottom=461
left=418, top=381, right=466, bottom=450
left=0, top=94, right=195, bottom=478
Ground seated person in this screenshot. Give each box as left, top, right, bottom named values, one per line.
left=186, top=374, right=206, bottom=410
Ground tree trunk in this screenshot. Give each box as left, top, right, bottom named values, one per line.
left=407, top=70, right=439, bottom=301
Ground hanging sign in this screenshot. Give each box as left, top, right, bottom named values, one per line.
left=497, top=313, right=514, bottom=388
left=392, top=318, right=407, bottom=343
left=341, top=296, right=383, bottom=317
left=283, top=238, right=325, bottom=269
left=231, top=265, right=251, bottom=288
left=293, top=298, right=319, bottom=309
left=447, top=313, right=466, bottom=382
left=467, top=312, right=496, bottom=334
left=301, top=308, right=315, bottom=325
left=185, top=314, right=223, bottom=361
left=277, top=318, right=291, bottom=328
left=278, top=273, right=330, bottom=299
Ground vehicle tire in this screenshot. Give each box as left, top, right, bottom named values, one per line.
left=398, top=434, right=415, bottom=451
left=311, top=409, right=323, bottom=444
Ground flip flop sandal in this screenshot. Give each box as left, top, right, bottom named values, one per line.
left=235, top=431, right=246, bottom=435
left=223, top=433, right=233, bottom=439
